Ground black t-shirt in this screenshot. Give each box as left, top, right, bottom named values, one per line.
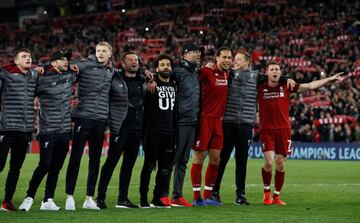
left=144, top=78, right=176, bottom=135
left=121, top=75, right=144, bottom=130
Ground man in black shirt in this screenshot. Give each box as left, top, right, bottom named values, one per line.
left=139, top=54, right=176, bottom=208
left=96, top=51, right=147, bottom=209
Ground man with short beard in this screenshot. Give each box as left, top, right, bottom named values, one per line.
left=169, top=43, right=202, bottom=207
left=139, top=54, right=176, bottom=208
left=19, top=51, right=76, bottom=211
left=0, top=48, right=38, bottom=211
left=96, top=51, right=147, bottom=209
left=65, top=42, right=114, bottom=210
left=191, top=47, right=232, bottom=206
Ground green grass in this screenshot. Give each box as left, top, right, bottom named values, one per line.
left=0, top=154, right=359, bottom=223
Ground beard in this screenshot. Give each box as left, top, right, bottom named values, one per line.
left=58, top=65, right=68, bottom=72
left=158, top=70, right=171, bottom=79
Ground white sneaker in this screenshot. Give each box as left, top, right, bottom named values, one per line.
left=19, top=197, right=33, bottom=212
left=82, top=197, right=100, bottom=210
left=40, top=198, right=60, bottom=211
left=65, top=196, right=76, bottom=211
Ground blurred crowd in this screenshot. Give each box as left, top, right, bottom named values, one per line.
left=0, top=0, right=359, bottom=142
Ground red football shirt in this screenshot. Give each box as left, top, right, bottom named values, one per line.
left=257, top=82, right=300, bottom=130
left=199, top=67, right=228, bottom=118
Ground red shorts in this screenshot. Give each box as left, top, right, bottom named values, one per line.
left=260, top=129, right=292, bottom=157
left=193, top=116, right=223, bottom=151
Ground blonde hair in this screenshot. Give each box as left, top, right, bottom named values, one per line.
left=96, top=41, right=112, bottom=51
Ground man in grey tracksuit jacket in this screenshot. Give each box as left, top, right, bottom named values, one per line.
left=65, top=42, right=114, bottom=210
left=19, top=51, right=76, bottom=211
left=0, top=48, right=38, bottom=211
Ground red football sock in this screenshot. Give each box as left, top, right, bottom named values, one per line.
left=274, top=170, right=285, bottom=196
left=203, top=164, right=219, bottom=199
left=191, top=163, right=203, bottom=200
left=262, top=167, right=272, bottom=192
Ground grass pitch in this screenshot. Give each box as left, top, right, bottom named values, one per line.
left=0, top=154, right=359, bottom=223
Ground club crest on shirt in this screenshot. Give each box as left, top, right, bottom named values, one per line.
left=196, top=140, right=200, bottom=147
left=280, top=86, right=284, bottom=97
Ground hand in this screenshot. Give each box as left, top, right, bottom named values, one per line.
left=71, top=97, right=80, bottom=108
left=287, top=78, right=296, bottom=90
left=34, top=67, right=44, bottom=75
left=330, top=72, right=345, bottom=83
left=144, top=69, right=154, bottom=80
left=70, top=64, right=80, bottom=74
left=147, top=80, right=157, bottom=94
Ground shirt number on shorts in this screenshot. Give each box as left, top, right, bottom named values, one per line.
left=287, top=140, right=292, bottom=153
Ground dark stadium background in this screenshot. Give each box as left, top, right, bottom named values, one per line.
left=0, top=0, right=359, bottom=147
left=0, top=2, right=359, bottom=223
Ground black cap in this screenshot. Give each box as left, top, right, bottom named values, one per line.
left=182, top=43, right=204, bottom=54
left=50, top=50, right=71, bottom=62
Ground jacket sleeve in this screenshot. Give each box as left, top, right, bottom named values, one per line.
left=142, top=91, right=153, bottom=142
left=71, top=58, right=89, bottom=71
left=36, top=75, right=46, bottom=96
left=0, top=68, right=4, bottom=90
left=279, top=74, right=294, bottom=84
left=257, top=72, right=268, bottom=83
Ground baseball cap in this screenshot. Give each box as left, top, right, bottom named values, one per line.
left=50, top=50, right=71, bottom=62
left=182, top=43, right=204, bottom=54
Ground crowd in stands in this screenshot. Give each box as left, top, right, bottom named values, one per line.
left=0, top=0, right=359, bottom=142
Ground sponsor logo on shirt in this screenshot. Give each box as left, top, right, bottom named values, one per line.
left=263, top=87, right=285, bottom=99
left=215, top=79, right=227, bottom=86
left=263, top=92, right=280, bottom=99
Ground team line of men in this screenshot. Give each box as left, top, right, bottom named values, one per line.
left=0, top=41, right=343, bottom=211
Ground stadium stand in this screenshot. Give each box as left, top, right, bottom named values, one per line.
left=0, top=0, right=358, bottom=142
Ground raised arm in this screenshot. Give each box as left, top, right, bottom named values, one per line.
left=298, top=72, right=344, bottom=92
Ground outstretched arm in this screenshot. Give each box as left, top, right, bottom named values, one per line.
left=298, top=72, right=344, bottom=92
